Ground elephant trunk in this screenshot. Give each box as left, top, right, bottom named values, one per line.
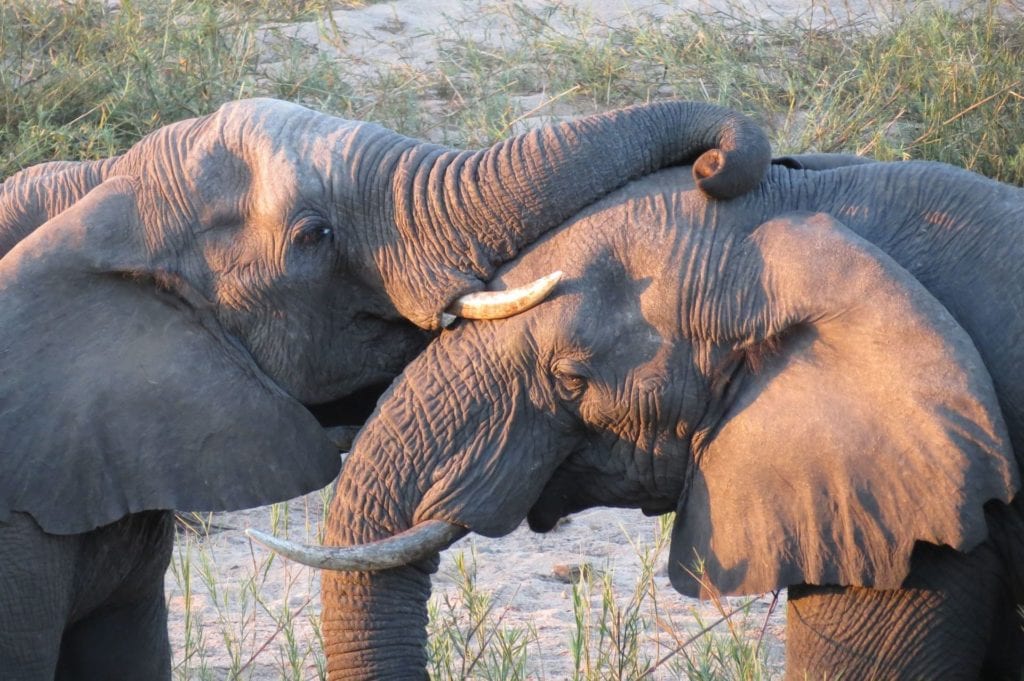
left=385, top=100, right=771, bottom=329
left=321, top=565, right=433, bottom=679
left=320, top=437, right=440, bottom=680
left=316, top=327, right=562, bottom=678
left=0, top=156, right=119, bottom=257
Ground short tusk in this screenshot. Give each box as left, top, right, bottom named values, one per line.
left=447, top=271, right=563, bottom=321
left=245, top=519, right=467, bottom=571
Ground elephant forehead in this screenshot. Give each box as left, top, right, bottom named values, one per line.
left=207, top=98, right=356, bottom=177
left=489, top=165, right=699, bottom=268
left=214, top=97, right=329, bottom=138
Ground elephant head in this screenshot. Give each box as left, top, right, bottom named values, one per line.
left=255, top=166, right=1019, bottom=679
left=0, top=98, right=771, bottom=536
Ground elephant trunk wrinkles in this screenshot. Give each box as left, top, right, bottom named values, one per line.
left=322, top=566, right=432, bottom=679
left=440, top=100, right=771, bottom=260
left=385, top=100, right=770, bottom=330
left=320, top=327, right=569, bottom=678
left=321, top=435, right=439, bottom=680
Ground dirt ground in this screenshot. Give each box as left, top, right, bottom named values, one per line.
left=164, top=1, right=942, bottom=677
left=168, top=493, right=787, bottom=679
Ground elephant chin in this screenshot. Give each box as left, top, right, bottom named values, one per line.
left=526, top=499, right=565, bottom=533
left=526, top=461, right=682, bottom=532
left=526, top=482, right=590, bottom=532
left=527, top=490, right=677, bottom=532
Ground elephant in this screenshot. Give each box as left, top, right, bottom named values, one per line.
left=256, top=153, right=1024, bottom=679
left=0, top=97, right=772, bottom=680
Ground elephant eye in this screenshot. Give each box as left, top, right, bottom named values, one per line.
left=552, top=359, right=589, bottom=397
left=292, top=218, right=334, bottom=248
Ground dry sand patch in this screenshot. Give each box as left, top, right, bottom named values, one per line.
left=169, top=495, right=786, bottom=679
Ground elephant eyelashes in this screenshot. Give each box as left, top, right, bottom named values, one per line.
left=291, top=219, right=334, bottom=248
left=552, top=359, right=589, bottom=398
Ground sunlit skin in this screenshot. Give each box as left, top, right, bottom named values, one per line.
left=0, top=98, right=769, bottom=680
left=311, top=157, right=1024, bottom=680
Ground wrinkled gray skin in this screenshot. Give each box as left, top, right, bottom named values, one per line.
left=0, top=97, right=771, bottom=680
left=320, top=155, right=1024, bottom=679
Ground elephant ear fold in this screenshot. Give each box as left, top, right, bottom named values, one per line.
left=669, top=212, right=1018, bottom=598
left=0, top=177, right=339, bottom=535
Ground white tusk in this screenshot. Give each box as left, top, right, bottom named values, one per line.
left=245, top=519, right=467, bottom=571
left=447, top=271, right=563, bottom=321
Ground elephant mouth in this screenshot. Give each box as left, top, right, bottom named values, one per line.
left=525, top=452, right=593, bottom=533
left=526, top=499, right=570, bottom=533
left=527, top=483, right=614, bottom=533
left=527, top=486, right=677, bottom=533
left=525, top=444, right=684, bottom=533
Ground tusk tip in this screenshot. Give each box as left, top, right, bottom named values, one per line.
left=245, top=528, right=271, bottom=544
left=540, top=270, right=564, bottom=287
left=245, top=528, right=289, bottom=554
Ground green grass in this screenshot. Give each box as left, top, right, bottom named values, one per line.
left=427, top=549, right=537, bottom=680
left=0, top=0, right=363, bottom=174
left=2, top=0, right=1021, bottom=180
left=3, top=0, right=1022, bottom=678
left=426, top=513, right=778, bottom=680
left=173, top=505, right=780, bottom=680
left=169, top=493, right=332, bottom=680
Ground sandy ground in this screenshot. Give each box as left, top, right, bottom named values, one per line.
left=165, top=1, right=961, bottom=677
left=168, top=494, right=787, bottom=679
left=281, top=0, right=954, bottom=72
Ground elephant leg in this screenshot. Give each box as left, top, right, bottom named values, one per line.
left=786, top=542, right=1008, bottom=680
left=0, top=513, right=74, bottom=680
left=978, top=498, right=1024, bottom=677
left=55, top=581, right=170, bottom=681
left=54, top=510, right=176, bottom=681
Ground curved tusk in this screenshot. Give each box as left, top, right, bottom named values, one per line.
left=447, top=270, right=563, bottom=321
left=245, top=519, right=467, bottom=571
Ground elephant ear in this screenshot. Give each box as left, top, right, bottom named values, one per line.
left=0, top=159, right=112, bottom=257
left=669, top=212, right=1018, bottom=597
left=0, top=177, right=339, bottom=535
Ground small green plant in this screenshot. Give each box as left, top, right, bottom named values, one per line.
left=651, top=555, right=778, bottom=681
left=427, top=514, right=778, bottom=680
left=169, top=500, right=327, bottom=680
left=568, top=537, right=657, bottom=680
left=427, top=548, right=538, bottom=680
